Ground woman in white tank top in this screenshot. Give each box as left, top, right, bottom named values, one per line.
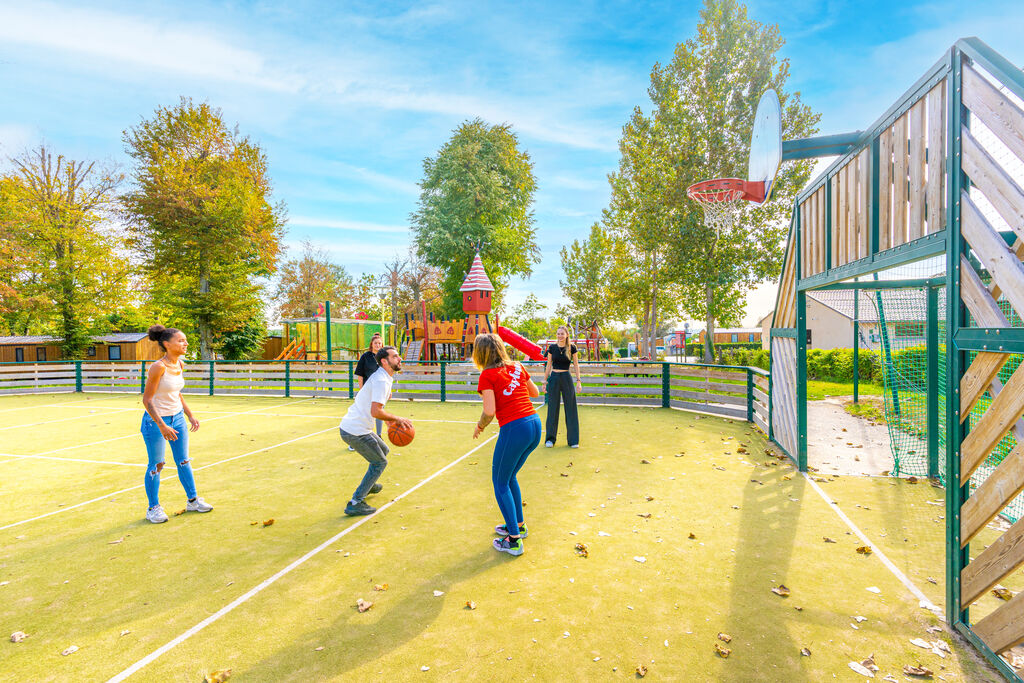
left=140, top=325, right=213, bottom=524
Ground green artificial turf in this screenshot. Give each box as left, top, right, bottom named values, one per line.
left=0, top=393, right=1007, bottom=681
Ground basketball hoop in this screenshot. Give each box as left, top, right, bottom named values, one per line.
left=686, top=178, right=760, bottom=234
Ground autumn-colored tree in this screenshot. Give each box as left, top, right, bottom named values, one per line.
left=122, top=98, right=286, bottom=359
left=0, top=147, right=128, bottom=356
left=411, top=118, right=539, bottom=318
left=275, top=240, right=354, bottom=320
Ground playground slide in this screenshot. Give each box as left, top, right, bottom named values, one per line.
left=496, top=325, right=545, bottom=361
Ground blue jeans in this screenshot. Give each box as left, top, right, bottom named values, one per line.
left=141, top=411, right=197, bottom=508
left=340, top=428, right=389, bottom=504
left=492, top=413, right=542, bottom=535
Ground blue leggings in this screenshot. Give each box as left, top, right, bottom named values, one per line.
left=491, top=413, right=542, bottom=535
left=141, top=411, right=197, bottom=508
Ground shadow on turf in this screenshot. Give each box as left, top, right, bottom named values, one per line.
left=242, top=547, right=504, bottom=678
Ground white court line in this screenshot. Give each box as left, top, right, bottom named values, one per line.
left=0, top=452, right=143, bottom=467
left=802, top=473, right=939, bottom=611
left=0, top=398, right=315, bottom=467
left=0, top=407, right=137, bottom=431
left=106, top=434, right=498, bottom=683
left=0, top=425, right=338, bottom=532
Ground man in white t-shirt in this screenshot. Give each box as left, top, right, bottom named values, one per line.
left=339, top=346, right=412, bottom=516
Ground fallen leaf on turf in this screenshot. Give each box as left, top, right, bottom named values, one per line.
left=717, top=632, right=731, bottom=643
left=794, top=606, right=803, bottom=611
left=992, top=587, right=1014, bottom=600
left=848, top=661, right=875, bottom=677
left=433, top=590, right=444, bottom=597
left=61, top=645, right=79, bottom=656
left=714, top=643, right=731, bottom=658
left=782, top=475, right=792, bottom=480
left=560, top=473, right=569, bottom=477
left=645, top=496, right=654, bottom=501
left=907, top=476, right=919, bottom=484
left=636, top=664, right=648, bottom=677
left=637, top=513, right=652, bottom=519
left=204, top=670, right=232, bottom=683
left=173, top=509, right=185, bottom=516
left=854, top=616, right=866, bottom=623
left=262, top=519, right=274, bottom=527
left=421, top=666, right=430, bottom=671
left=771, top=585, right=790, bottom=597
left=633, top=556, right=646, bottom=563
left=882, top=676, right=899, bottom=683
left=866, top=586, right=881, bottom=593
left=688, top=532, right=696, bottom=539
left=108, top=537, right=124, bottom=545
left=861, top=655, right=879, bottom=672
left=910, top=638, right=931, bottom=649
left=119, top=629, right=130, bottom=636
left=314, top=646, right=324, bottom=651
left=250, top=521, right=258, bottom=526
left=575, top=543, right=589, bottom=558
left=902, top=664, right=933, bottom=677
left=641, top=459, right=651, bottom=464
left=356, top=598, right=373, bottom=612
left=823, top=537, right=837, bottom=543
left=465, top=601, right=476, bottom=610
left=925, top=626, right=943, bottom=634
left=857, top=546, right=873, bottom=555
left=10, top=631, right=27, bottom=643
left=931, top=640, right=950, bottom=653
left=800, top=647, right=811, bottom=657
left=373, top=584, right=388, bottom=591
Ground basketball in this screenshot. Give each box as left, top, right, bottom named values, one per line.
left=388, top=421, right=415, bottom=447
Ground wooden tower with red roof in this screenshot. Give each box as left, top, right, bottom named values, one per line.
left=460, top=251, right=495, bottom=344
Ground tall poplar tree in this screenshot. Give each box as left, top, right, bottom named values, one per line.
left=122, top=98, right=286, bottom=359
left=411, top=118, right=539, bottom=318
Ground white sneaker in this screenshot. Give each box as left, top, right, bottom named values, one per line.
left=186, top=497, right=213, bottom=513
left=570, top=444, right=580, bottom=449
left=348, top=446, right=355, bottom=451
left=146, top=505, right=168, bottom=524
left=544, top=441, right=554, bottom=448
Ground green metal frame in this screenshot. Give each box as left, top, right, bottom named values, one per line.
left=775, top=37, right=1024, bottom=677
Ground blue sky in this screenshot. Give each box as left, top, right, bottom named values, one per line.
left=2, top=0, right=1023, bottom=328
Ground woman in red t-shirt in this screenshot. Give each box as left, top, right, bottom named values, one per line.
left=473, top=333, right=541, bottom=556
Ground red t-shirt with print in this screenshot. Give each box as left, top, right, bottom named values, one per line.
left=477, top=362, right=536, bottom=427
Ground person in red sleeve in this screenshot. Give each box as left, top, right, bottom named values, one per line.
left=472, top=333, right=542, bottom=556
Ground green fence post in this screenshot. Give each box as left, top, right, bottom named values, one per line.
left=75, top=361, right=82, bottom=392
left=348, top=361, right=354, bottom=399
left=285, top=360, right=291, bottom=398
left=208, top=361, right=215, bottom=396
left=140, top=361, right=146, bottom=394
left=440, top=361, right=446, bottom=402
left=927, top=285, right=939, bottom=479
left=853, top=288, right=860, bottom=403
left=661, top=362, right=670, bottom=408
left=746, top=369, right=754, bottom=423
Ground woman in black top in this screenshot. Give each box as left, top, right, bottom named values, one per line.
left=543, top=325, right=582, bottom=448
left=349, top=334, right=384, bottom=448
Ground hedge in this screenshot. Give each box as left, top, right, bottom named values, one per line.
left=718, top=346, right=883, bottom=383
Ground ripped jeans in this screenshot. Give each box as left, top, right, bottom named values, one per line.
left=141, top=411, right=197, bottom=508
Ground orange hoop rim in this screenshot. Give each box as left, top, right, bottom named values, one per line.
left=686, top=177, right=766, bottom=204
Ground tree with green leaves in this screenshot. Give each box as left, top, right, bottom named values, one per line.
left=503, top=292, right=549, bottom=344
left=275, top=240, right=354, bottom=321
left=0, top=146, right=128, bottom=357
left=411, top=118, right=539, bottom=318
left=217, top=314, right=268, bottom=360
left=647, top=0, right=819, bottom=361
left=559, top=222, right=618, bottom=327
left=122, top=98, right=286, bottom=360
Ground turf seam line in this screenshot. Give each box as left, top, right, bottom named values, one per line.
left=0, top=398, right=316, bottom=467
left=802, top=472, right=939, bottom=611
left=0, top=407, right=138, bottom=431
left=0, top=424, right=337, bottom=532
left=105, top=434, right=500, bottom=683
left=0, top=452, right=144, bottom=467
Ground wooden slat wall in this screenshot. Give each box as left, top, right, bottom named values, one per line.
left=769, top=337, right=798, bottom=459
left=799, top=185, right=829, bottom=277
left=955, top=64, right=1024, bottom=657
left=926, top=82, right=947, bottom=234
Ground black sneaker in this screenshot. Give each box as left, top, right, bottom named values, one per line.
left=345, top=501, right=376, bottom=516
left=369, top=483, right=383, bottom=495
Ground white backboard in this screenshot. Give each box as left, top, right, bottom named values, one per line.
left=747, top=89, right=782, bottom=204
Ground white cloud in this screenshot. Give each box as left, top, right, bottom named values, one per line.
left=287, top=215, right=409, bottom=234
left=0, top=2, right=298, bottom=91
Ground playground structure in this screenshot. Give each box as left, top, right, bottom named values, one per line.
left=760, top=38, right=1024, bottom=677
left=277, top=314, right=394, bottom=362
left=404, top=251, right=544, bottom=362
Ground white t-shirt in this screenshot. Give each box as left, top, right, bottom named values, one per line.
left=340, top=367, right=393, bottom=436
